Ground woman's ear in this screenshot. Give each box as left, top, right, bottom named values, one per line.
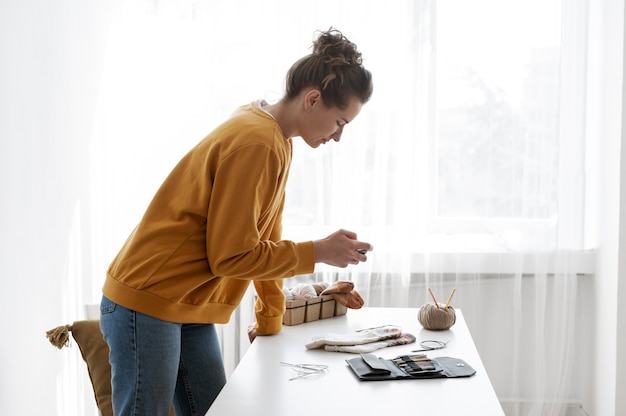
left=303, top=89, right=322, bottom=112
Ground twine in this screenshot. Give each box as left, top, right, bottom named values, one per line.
left=418, top=303, right=456, bottom=330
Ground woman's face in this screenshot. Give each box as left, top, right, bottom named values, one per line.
left=300, top=93, right=363, bottom=148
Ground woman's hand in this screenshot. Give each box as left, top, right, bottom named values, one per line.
left=313, top=229, right=373, bottom=267
left=248, top=324, right=266, bottom=343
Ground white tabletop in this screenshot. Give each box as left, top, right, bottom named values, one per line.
left=206, top=307, right=504, bottom=415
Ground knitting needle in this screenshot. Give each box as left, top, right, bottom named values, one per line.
left=444, top=288, right=456, bottom=310
left=428, top=288, right=439, bottom=308
left=355, top=325, right=388, bottom=332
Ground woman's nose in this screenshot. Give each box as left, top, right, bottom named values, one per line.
left=331, top=125, right=344, bottom=142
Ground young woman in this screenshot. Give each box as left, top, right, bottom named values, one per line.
left=100, top=28, right=373, bottom=416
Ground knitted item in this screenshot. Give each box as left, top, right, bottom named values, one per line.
left=320, top=281, right=354, bottom=295
left=312, top=281, right=329, bottom=295
left=305, top=325, right=403, bottom=350
left=324, top=333, right=416, bottom=353
left=319, top=281, right=364, bottom=309
left=330, top=291, right=364, bottom=309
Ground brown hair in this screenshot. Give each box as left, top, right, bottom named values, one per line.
left=285, top=28, right=373, bottom=110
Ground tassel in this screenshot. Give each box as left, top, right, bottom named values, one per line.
left=45, top=324, right=72, bottom=349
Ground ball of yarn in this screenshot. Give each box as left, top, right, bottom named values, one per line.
left=289, top=283, right=318, bottom=300
left=418, top=303, right=456, bottom=330
left=312, top=281, right=329, bottom=295
left=283, top=286, right=294, bottom=301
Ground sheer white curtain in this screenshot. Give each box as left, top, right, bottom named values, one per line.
left=282, top=1, right=591, bottom=414
left=84, top=0, right=591, bottom=414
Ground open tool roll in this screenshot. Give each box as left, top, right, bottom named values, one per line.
left=346, top=353, right=476, bottom=381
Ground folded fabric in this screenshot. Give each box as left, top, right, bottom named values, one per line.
left=323, top=333, right=416, bottom=353
left=305, top=325, right=411, bottom=352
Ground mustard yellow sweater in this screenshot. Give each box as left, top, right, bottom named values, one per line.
left=103, top=102, right=315, bottom=334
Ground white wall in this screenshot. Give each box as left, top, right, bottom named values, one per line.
left=0, top=2, right=113, bottom=415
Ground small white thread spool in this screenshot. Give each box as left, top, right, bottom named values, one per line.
left=418, top=303, right=456, bottom=330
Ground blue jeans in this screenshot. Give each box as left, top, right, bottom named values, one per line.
left=100, top=296, right=226, bottom=416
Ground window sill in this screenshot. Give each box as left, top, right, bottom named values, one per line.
left=285, top=227, right=595, bottom=275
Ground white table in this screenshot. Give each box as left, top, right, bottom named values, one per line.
left=206, top=307, right=504, bottom=415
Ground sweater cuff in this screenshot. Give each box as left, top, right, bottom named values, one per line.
left=294, top=240, right=316, bottom=275
left=255, top=313, right=284, bottom=335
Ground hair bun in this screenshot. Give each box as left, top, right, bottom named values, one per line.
left=312, top=28, right=363, bottom=67
left=284, top=27, right=372, bottom=109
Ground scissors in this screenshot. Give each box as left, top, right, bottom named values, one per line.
left=280, top=362, right=329, bottom=381
left=411, top=340, right=448, bottom=352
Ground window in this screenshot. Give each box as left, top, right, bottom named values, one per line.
left=282, top=0, right=586, bottom=258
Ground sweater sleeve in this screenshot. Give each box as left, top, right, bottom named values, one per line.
left=205, top=142, right=315, bottom=280
left=253, top=193, right=289, bottom=334
left=253, top=279, right=285, bottom=334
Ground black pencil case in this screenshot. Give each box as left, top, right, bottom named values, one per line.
left=346, top=353, right=476, bottom=381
